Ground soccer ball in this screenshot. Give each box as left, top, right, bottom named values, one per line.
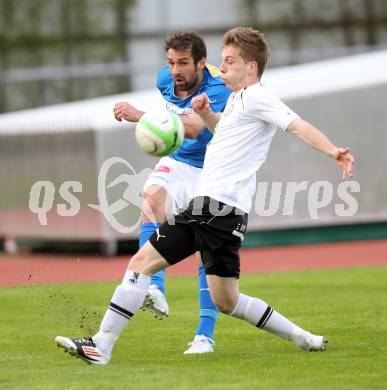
left=135, top=109, right=185, bottom=156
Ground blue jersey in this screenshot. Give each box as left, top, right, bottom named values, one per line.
left=157, top=64, right=231, bottom=168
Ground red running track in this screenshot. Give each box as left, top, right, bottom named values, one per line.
left=1, top=240, right=387, bottom=287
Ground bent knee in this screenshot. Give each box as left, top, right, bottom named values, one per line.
left=212, top=297, right=236, bottom=315
left=143, top=192, right=163, bottom=213
left=142, top=191, right=168, bottom=221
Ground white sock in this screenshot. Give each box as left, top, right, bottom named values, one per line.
left=93, top=271, right=150, bottom=356
left=230, top=293, right=307, bottom=344
left=289, top=326, right=311, bottom=349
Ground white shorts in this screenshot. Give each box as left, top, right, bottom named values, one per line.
left=143, top=156, right=202, bottom=214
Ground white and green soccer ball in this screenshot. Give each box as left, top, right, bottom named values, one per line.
left=135, top=109, right=185, bottom=156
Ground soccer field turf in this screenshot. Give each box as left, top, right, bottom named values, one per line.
left=1, top=266, right=386, bottom=389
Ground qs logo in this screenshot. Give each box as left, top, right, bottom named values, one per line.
left=29, top=157, right=152, bottom=234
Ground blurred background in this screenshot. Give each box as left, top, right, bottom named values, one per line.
left=1, top=0, right=387, bottom=112
left=1, top=0, right=387, bottom=256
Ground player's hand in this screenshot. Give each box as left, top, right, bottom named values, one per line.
left=113, top=102, right=144, bottom=122
left=334, top=147, right=354, bottom=179
left=191, top=93, right=212, bottom=116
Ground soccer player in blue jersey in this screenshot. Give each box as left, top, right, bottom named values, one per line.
left=113, top=32, right=232, bottom=354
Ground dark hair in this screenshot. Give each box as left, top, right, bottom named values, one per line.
left=223, top=26, right=270, bottom=77
left=164, top=31, right=207, bottom=65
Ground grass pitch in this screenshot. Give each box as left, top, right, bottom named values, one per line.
left=1, top=266, right=386, bottom=390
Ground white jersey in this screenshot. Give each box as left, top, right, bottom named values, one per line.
left=195, top=82, right=298, bottom=213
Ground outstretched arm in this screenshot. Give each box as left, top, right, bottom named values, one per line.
left=113, top=102, right=144, bottom=122
left=287, top=117, right=354, bottom=179
left=180, top=112, right=207, bottom=138
left=113, top=101, right=206, bottom=139
left=191, top=93, right=221, bottom=131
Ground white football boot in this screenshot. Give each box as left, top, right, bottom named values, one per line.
left=141, top=284, right=169, bottom=319
left=184, top=335, right=214, bottom=355
left=301, top=333, right=328, bottom=352
left=290, top=326, right=327, bottom=352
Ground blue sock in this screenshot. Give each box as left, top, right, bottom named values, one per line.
left=139, top=222, right=165, bottom=294
left=195, top=265, right=218, bottom=342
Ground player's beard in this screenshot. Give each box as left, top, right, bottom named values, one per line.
left=174, top=71, right=199, bottom=93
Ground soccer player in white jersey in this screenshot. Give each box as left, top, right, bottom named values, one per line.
left=113, top=32, right=231, bottom=354
left=55, top=27, right=354, bottom=365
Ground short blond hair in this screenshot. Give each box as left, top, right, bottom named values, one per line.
left=223, top=27, right=270, bottom=77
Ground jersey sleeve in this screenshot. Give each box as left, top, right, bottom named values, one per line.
left=244, top=87, right=299, bottom=131
left=203, top=83, right=232, bottom=113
